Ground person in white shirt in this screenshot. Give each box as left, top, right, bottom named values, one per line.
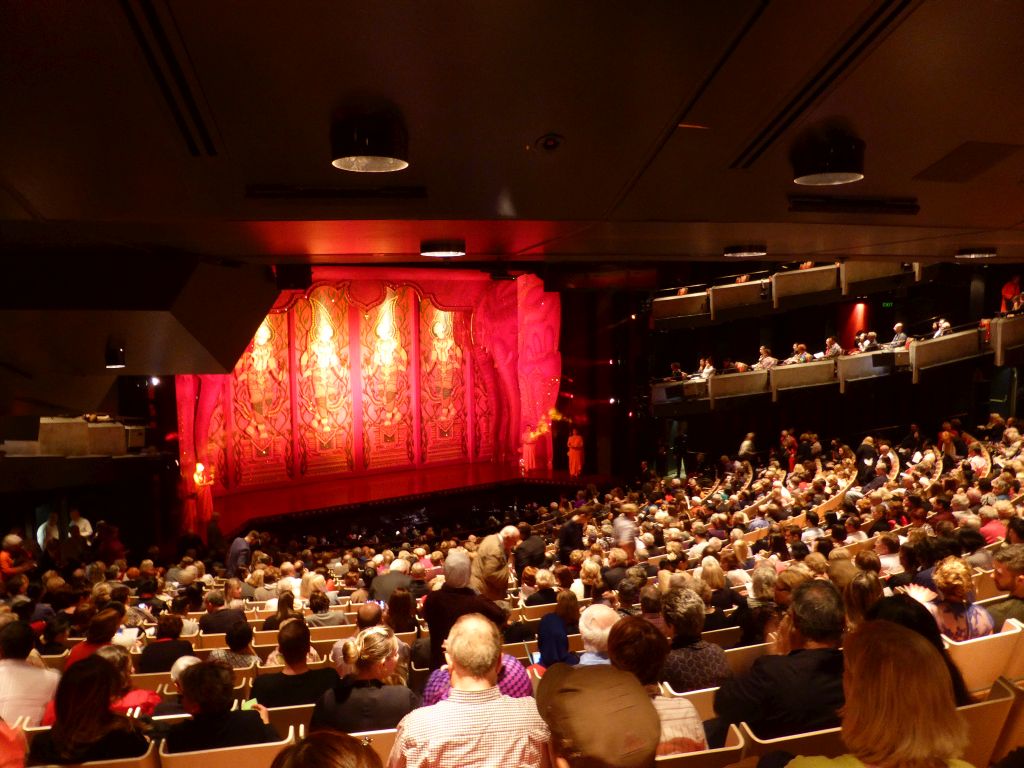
left=0, top=621, right=60, bottom=726
left=68, top=508, right=93, bottom=541
left=36, top=513, right=60, bottom=550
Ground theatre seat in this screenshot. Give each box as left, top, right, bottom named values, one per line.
left=723, top=642, right=770, bottom=677
left=43, top=739, right=161, bottom=768
left=701, top=626, right=741, bottom=649
left=655, top=723, right=744, bottom=767
left=738, top=721, right=845, bottom=759
left=942, top=620, right=1022, bottom=694
left=350, top=728, right=398, bottom=766
left=659, top=683, right=719, bottom=720
left=992, top=676, right=1024, bottom=762
left=264, top=703, right=315, bottom=736
left=958, top=677, right=1014, bottom=768
left=158, top=725, right=295, bottom=768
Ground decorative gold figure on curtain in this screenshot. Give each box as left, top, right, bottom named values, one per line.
left=303, top=299, right=344, bottom=446
left=237, top=319, right=286, bottom=456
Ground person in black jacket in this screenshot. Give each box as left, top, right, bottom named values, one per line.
left=710, top=580, right=845, bottom=746
left=138, top=614, right=194, bottom=673
left=514, top=522, right=547, bottom=579
left=165, top=661, right=279, bottom=753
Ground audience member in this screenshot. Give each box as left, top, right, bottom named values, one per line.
left=388, top=613, right=549, bottom=767
left=271, top=730, right=382, bottom=768
left=659, top=587, right=730, bottom=692
left=577, top=603, right=620, bottom=666
left=422, top=550, right=503, bottom=669
left=252, top=620, right=339, bottom=707
left=0, top=621, right=59, bottom=726
left=138, top=613, right=194, bottom=673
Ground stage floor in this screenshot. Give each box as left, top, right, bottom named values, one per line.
left=217, top=462, right=587, bottom=531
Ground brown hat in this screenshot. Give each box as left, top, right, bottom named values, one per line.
left=536, top=663, right=660, bottom=768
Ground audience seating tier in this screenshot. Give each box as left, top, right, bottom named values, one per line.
left=909, top=329, right=988, bottom=383
left=769, top=360, right=837, bottom=400
left=770, top=265, right=839, bottom=308
left=157, top=725, right=295, bottom=768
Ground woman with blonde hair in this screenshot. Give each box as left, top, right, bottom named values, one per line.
left=309, top=626, right=417, bottom=733
left=905, top=556, right=994, bottom=641
left=789, top=620, right=969, bottom=768
left=843, top=571, right=882, bottom=629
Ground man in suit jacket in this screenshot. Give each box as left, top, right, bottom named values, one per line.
left=470, top=526, right=520, bottom=601
left=369, top=558, right=412, bottom=603
left=712, top=580, right=845, bottom=741
left=513, top=522, right=547, bottom=579
left=197, top=589, right=247, bottom=635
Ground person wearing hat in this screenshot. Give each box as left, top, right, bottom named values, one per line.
left=537, top=662, right=660, bottom=768
left=388, top=613, right=549, bottom=768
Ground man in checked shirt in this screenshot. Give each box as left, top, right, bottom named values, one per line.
left=387, top=613, right=550, bottom=768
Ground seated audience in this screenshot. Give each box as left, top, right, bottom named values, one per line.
left=206, top=620, right=262, bottom=668
left=29, top=655, right=149, bottom=765
left=906, top=556, right=994, bottom=640
left=198, top=589, right=247, bottom=635
left=608, top=616, right=707, bottom=755
left=577, top=603, right=620, bottom=666
left=388, top=614, right=549, bottom=768
left=538, top=590, right=581, bottom=667
left=788, top=620, right=969, bottom=768
left=305, top=590, right=350, bottom=627
left=252, top=619, right=339, bottom=707
left=310, top=626, right=418, bottom=733
left=987, top=543, right=1024, bottom=630
left=262, top=591, right=304, bottom=631
left=659, top=587, right=730, bottom=692
left=95, top=644, right=162, bottom=717
left=65, top=607, right=120, bottom=668
left=138, top=613, right=194, bottom=673
left=0, top=621, right=60, bottom=726
left=524, top=568, right=558, bottom=606
left=164, top=660, right=279, bottom=753
left=713, top=580, right=845, bottom=741
left=864, top=595, right=971, bottom=706
left=151, top=655, right=201, bottom=717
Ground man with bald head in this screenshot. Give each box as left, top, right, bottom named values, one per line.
left=388, top=614, right=549, bottom=768
left=470, top=525, right=520, bottom=601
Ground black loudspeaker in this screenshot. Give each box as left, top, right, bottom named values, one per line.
left=275, top=264, right=313, bottom=290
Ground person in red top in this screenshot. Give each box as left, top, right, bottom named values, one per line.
left=65, top=607, right=121, bottom=669
left=0, top=535, right=34, bottom=580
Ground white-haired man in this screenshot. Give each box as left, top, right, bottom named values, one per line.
left=389, top=614, right=549, bottom=767
left=369, top=557, right=412, bottom=603
left=577, top=603, right=620, bottom=666
left=470, top=525, right=520, bottom=601
left=424, top=550, right=504, bottom=670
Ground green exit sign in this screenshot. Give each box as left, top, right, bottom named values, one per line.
left=881, top=301, right=894, bottom=308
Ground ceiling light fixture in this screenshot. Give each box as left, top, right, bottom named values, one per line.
left=791, top=128, right=865, bottom=186
left=331, top=109, right=409, bottom=173
left=105, top=338, right=126, bottom=369
left=723, top=245, right=768, bottom=259
left=954, top=247, right=997, bottom=260
left=420, top=239, right=466, bottom=258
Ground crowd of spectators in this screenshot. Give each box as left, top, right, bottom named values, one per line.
left=0, top=418, right=1022, bottom=766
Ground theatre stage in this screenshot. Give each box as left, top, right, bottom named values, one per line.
left=216, top=461, right=593, bottom=531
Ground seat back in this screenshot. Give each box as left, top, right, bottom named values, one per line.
left=943, top=620, right=1022, bottom=693
left=197, top=633, right=227, bottom=650
left=40, top=649, right=70, bottom=672
left=129, top=670, right=174, bottom=692
left=992, top=676, right=1024, bottom=762
left=723, top=642, right=769, bottom=677
left=350, top=728, right=398, bottom=766
left=701, top=626, right=740, bottom=649
left=660, top=684, right=719, bottom=721
left=69, top=739, right=161, bottom=768
left=655, top=724, right=744, bottom=768
left=738, top=721, right=845, bottom=759
left=958, top=677, right=1014, bottom=768
left=265, top=703, right=316, bottom=736
left=521, top=603, right=558, bottom=621
left=158, top=725, right=295, bottom=768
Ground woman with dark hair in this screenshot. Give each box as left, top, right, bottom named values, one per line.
left=537, top=590, right=581, bottom=668
left=865, top=594, right=972, bottom=706
left=271, top=730, right=382, bottom=768
left=138, top=613, right=194, bottom=673
left=65, top=607, right=120, bottom=669
left=207, top=621, right=261, bottom=668
left=96, top=645, right=162, bottom=717
left=28, top=655, right=149, bottom=765
left=384, top=588, right=418, bottom=635
left=263, top=591, right=304, bottom=631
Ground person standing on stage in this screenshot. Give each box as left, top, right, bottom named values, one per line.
left=567, top=428, right=584, bottom=478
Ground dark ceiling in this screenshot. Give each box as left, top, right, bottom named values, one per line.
left=2, top=0, right=1024, bottom=271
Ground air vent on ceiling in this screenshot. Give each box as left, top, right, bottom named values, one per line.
left=119, top=0, right=220, bottom=158
left=731, top=0, right=914, bottom=170
left=913, top=141, right=1024, bottom=183
left=246, top=185, right=428, bottom=200
left=788, top=195, right=919, bottom=215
